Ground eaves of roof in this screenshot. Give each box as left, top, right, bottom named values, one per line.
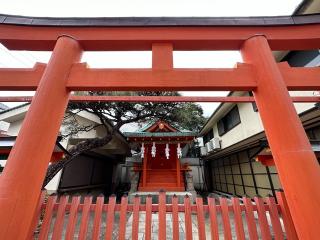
left=0, top=14, right=320, bottom=27
left=123, top=132, right=197, bottom=138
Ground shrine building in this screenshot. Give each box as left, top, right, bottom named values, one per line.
left=124, top=120, right=197, bottom=192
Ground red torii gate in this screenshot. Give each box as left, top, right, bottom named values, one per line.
left=0, top=14, right=320, bottom=239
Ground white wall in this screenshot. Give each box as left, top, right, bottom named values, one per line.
left=206, top=91, right=317, bottom=150
left=6, top=119, right=23, bottom=136
left=210, top=102, right=264, bottom=149
left=44, top=170, right=62, bottom=194
left=0, top=121, right=9, bottom=132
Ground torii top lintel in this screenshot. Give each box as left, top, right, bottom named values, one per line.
left=0, top=14, right=320, bottom=51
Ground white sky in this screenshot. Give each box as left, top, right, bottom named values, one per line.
left=1, top=0, right=302, bottom=17
left=0, top=0, right=302, bottom=117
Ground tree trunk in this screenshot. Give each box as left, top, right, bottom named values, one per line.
left=42, top=133, right=114, bottom=188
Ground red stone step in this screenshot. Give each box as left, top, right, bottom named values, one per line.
left=138, top=186, right=185, bottom=191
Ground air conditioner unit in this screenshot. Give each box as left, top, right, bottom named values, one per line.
left=200, top=146, right=207, bottom=156
left=210, top=137, right=221, bottom=150
left=205, top=141, right=213, bottom=153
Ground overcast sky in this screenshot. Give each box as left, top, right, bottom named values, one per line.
left=0, top=0, right=302, bottom=117
left=1, top=0, right=302, bottom=17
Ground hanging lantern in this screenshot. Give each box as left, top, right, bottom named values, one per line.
left=151, top=142, right=156, bottom=157
left=141, top=143, right=145, bottom=158
left=165, top=143, right=170, bottom=159
left=177, top=143, right=182, bottom=159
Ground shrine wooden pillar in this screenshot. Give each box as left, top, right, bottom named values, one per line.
left=0, top=36, right=82, bottom=239
left=143, top=146, right=148, bottom=187
left=241, top=36, right=320, bottom=239
left=176, top=145, right=181, bottom=188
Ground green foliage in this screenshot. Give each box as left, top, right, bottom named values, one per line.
left=66, top=91, right=206, bottom=134
left=171, top=102, right=207, bottom=131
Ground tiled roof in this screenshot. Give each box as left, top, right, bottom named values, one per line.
left=123, top=132, right=197, bottom=137
left=0, top=14, right=320, bottom=27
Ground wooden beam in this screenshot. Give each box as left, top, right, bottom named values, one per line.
left=0, top=62, right=319, bottom=91
left=0, top=63, right=44, bottom=90
left=1, top=24, right=320, bottom=51
left=0, top=95, right=319, bottom=103
left=66, top=63, right=256, bottom=91
left=278, top=62, right=320, bottom=90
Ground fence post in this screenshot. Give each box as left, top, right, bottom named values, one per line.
left=159, top=190, right=167, bottom=240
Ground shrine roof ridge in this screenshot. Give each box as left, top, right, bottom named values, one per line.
left=123, top=132, right=197, bottom=138
left=0, top=13, right=320, bottom=27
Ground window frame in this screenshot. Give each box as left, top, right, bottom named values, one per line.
left=217, top=105, right=241, bottom=136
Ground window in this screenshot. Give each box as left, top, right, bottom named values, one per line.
left=203, top=129, right=214, bottom=144
left=217, top=106, right=241, bottom=136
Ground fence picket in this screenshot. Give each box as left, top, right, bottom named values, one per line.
left=65, top=196, right=80, bottom=240
left=196, top=197, right=206, bottom=240
left=132, top=195, right=140, bottom=240
left=172, top=194, right=180, bottom=240
left=184, top=195, right=193, bottom=240
left=78, top=196, right=92, bottom=240
left=52, top=195, right=69, bottom=240
left=231, top=197, right=245, bottom=240
left=254, top=197, right=271, bottom=240
left=38, top=195, right=57, bottom=240
left=207, top=196, right=219, bottom=240
left=220, top=197, right=232, bottom=240
left=118, top=195, right=128, bottom=240
left=145, top=195, right=152, bottom=240
left=242, top=197, right=258, bottom=240
left=92, top=195, right=104, bottom=240
left=105, top=195, right=116, bottom=240
left=265, top=197, right=283, bottom=240
left=159, top=190, right=167, bottom=240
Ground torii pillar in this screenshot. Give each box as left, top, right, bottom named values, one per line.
left=0, top=36, right=82, bottom=239
left=241, top=36, right=320, bottom=239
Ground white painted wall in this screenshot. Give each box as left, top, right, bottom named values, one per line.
left=213, top=102, right=264, bottom=149
left=44, top=170, right=62, bottom=194
left=6, top=119, right=23, bottom=136
left=0, top=121, right=9, bottom=132
left=206, top=92, right=317, bottom=150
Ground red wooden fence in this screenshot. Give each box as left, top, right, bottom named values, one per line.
left=34, top=191, right=297, bottom=239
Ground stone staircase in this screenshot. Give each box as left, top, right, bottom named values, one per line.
left=138, top=169, right=185, bottom=191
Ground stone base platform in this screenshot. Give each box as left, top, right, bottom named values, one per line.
left=128, top=191, right=196, bottom=204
